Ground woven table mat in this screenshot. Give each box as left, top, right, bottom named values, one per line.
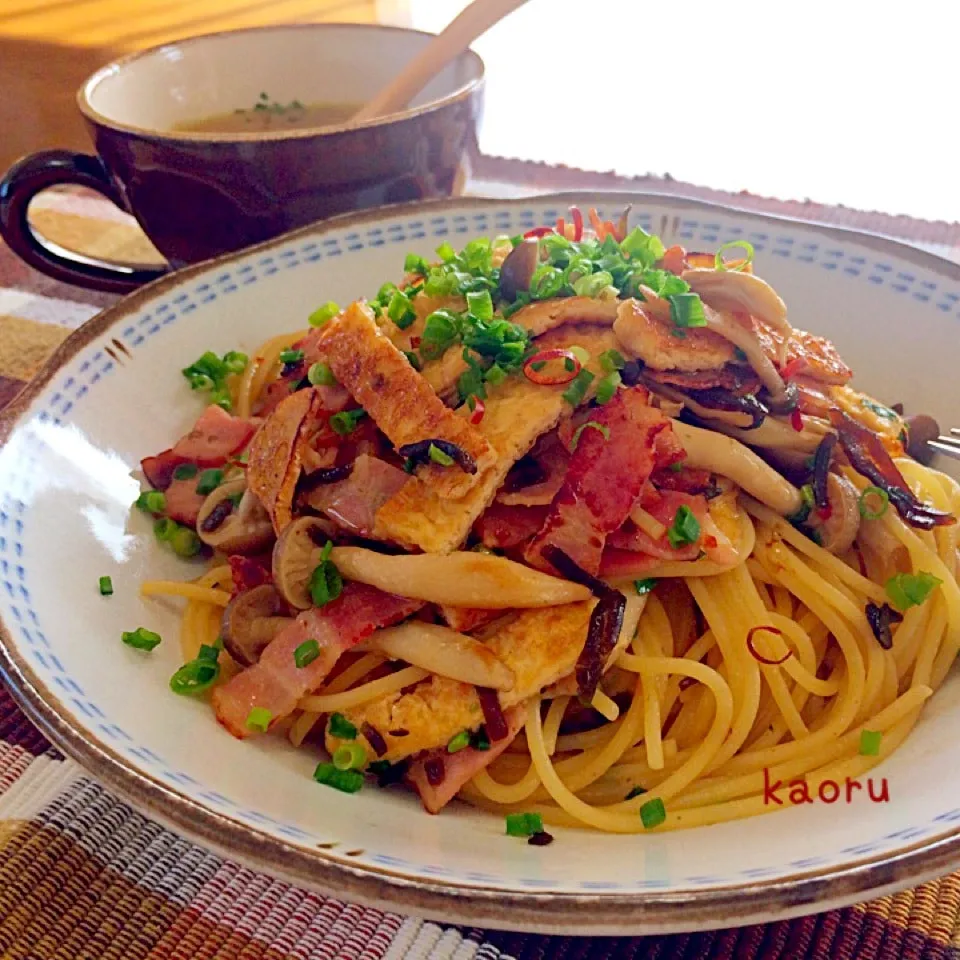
left=0, top=162, right=959, bottom=959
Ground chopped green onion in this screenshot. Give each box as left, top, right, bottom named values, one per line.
left=858, top=486, right=889, bottom=520
left=466, top=290, right=494, bottom=321
left=279, top=348, right=304, bottom=366
left=573, top=270, right=615, bottom=298
left=169, top=654, right=220, bottom=695
left=885, top=571, right=942, bottom=611
left=639, top=797, right=666, bottom=829
left=170, top=527, right=202, bottom=558
left=561, top=369, right=595, bottom=407
left=667, top=505, right=701, bottom=549
left=435, top=240, right=456, bottom=262
left=309, top=301, right=341, bottom=327
left=790, top=484, right=815, bottom=524
left=625, top=785, right=647, bottom=800
left=122, top=627, right=161, bottom=652
left=484, top=364, right=507, bottom=387
left=599, top=349, right=626, bottom=373
left=859, top=729, right=882, bottom=756
left=505, top=812, right=544, bottom=837
left=245, top=707, right=272, bottom=733
left=307, top=362, right=337, bottom=387
left=98, top=576, right=113, bottom=596
left=404, top=253, right=430, bottom=275
left=634, top=578, right=657, bottom=596
left=595, top=371, right=621, bottom=405
left=313, top=762, right=363, bottom=793
left=668, top=293, right=708, bottom=328
left=333, top=742, right=367, bottom=771
left=621, top=226, right=666, bottom=268
left=529, top=265, right=565, bottom=300
left=428, top=443, right=455, bottom=467
left=570, top=420, right=611, bottom=451
left=135, top=490, right=166, bottom=515
left=198, top=642, right=220, bottom=662
left=330, top=409, right=367, bottom=436
left=293, top=639, right=320, bottom=669
left=447, top=731, right=471, bottom=753
left=172, top=463, right=198, bottom=481
left=471, top=728, right=491, bottom=751
left=387, top=290, right=417, bottom=329
left=669, top=461, right=685, bottom=474
left=223, top=351, right=248, bottom=374
left=310, top=541, right=343, bottom=607
left=715, top=240, right=755, bottom=272
left=403, top=351, right=422, bottom=371
left=421, top=309, right=460, bottom=357
left=635, top=269, right=689, bottom=299
left=195, top=469, right=224, bottom=495
left=568, top=345, right=590, bottom=365
left=329, top=712, right=357, bottom=740
left=153, top=517, right=178, bottom=542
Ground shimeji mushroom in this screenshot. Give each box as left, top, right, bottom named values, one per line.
left=808, top=472, right=861, bottom=556
left=221, top=584, right=292, bottom=666
left=197, top=478, right=274, bottom=554
left=498, top=237, right=540, bottom=301
left=272, top=516, right=333, bottom=609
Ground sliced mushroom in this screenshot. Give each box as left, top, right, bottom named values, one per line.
left=682, top=268, right=790, bottom=335
left=196, top=478, right=274, bottom=554
left=221, top=584, right=293, bottom=666
left=498, top=237, right=540, bottom=301
left=808, top=472, right=861, bottom=555
left=272, top=516, right=333, bottom=609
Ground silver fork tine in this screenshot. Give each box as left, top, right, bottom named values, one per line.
left=930, top=436, right=960, bottom=461
left=951, top=427, right=960, bottom=437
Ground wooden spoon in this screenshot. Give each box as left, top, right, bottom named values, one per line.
left=352, top=0, right=531, bottom=124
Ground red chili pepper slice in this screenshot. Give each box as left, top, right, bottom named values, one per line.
left=468, top=396, right=486, bottom=425
left=790, top=408, right=804, bottom=432
left=523, top=348, right=582, bottom=386
left=410, top=336, right=421, bottom=348
left=746, top=626, right=793, bottom=666
left=570, top=206, right=584, bottom=241
left=780, top=357, right=805, bottom=380
left=523, top=226, right=555, bottom=239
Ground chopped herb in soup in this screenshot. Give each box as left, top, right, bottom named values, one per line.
left=177, top=93, right=360, bottom=133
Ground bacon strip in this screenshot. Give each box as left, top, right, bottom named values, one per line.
left=474, top=502, right=549, bottom=550
left=303, top=455, right=409, bottom=535
left=212, top=583, right=422, bottom=738
left=162, top=477, right=207, bottom=527
left=525, top=388, right=671, bottom=575
left=406, top=706, right=525, bottom=813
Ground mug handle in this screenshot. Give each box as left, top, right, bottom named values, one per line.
left=0, top=150, right=170, bottom=294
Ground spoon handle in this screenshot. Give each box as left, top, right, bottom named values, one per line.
left=352, top=0, right=531, bottom=124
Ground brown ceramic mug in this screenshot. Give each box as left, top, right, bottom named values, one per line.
left=0, top=23, right=484, bottom=294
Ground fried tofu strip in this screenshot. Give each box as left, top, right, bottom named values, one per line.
left=373, top=326, right=621, bottom=553
left=315, top=301, right=494, bottom=497
left=326, top=600, right=596, bottom=763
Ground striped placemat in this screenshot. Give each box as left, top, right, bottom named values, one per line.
left=1, top=167, right=960, bottom=959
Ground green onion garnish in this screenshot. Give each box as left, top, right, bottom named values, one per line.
left=169, top=652, right=220, bottom=695
left=294, top=639, right=321, bottom=669
left=667, top=505, right=701, bottom=549
left=620, top=226, right=666, bottom=268
left=181, top=350, right=248, bottom=411
left=466, top=289, right=494, bottom=322
left=330, top=409, right=367, bottom=436
left=639, top=797, right=666, bottom=829
left=245, top=707, right=272, bottom=733
left=195, top=469, right=224, bottom=495
left=333, top=742, right=367, bottom=771
left=403, top=351, right=422, bottom=371
left=789, top=484, right=815, bottom=525
left=421, top=310, right=461, bottom=357
left=308, top=301, right=340, bottom=327
left=223, top=351, right=248, bottom=374
left=599, top=349, right=626, bottom=373
left=505, top=812, right=544, bottom=837
left=135, top=490, right=166, bottom=515
left=669, top=461, right=685, bottom=474
left=313, top=762, right=364, bottom=793
left=471, top=728, right=491, bottom=751
left=329, top=712, right=357, bottom=740
left=387, top=290, right=417, bottom=330
left=310, top=541, right=343, bottom=607
left=625, top=785, right=647, bottom=800
left=279, top=348, right=304, bottom=366
left=859, top=729, right=882, bottom=756
left=170, top=527, right=202, bottom=558
left=436, top=241, right=457, bottom=262
left=484, top=364, right=507, bottom=387
left=404, top=253, right=430, bottom=275
left=570, top=420, right=610, bottom=451
left=595, top=371, right=621, bottom=405
left=428, top=443, right=455, bottom=467
left=98, top=576, right=114, bottom=596
left=172, top=463, right=198, bottom=481
left=122, top=627, right=161, bottom=652
left=634, top=578, right=657, bottom=596
left=561, top=369, right=595, bottom=407
left=668, top=293, right=708, bottom=329
left=572, top=270, right=615, bottom=298
left=714, top=240, right=755, bottom=272
left=307, top=362, right=337, bottom=387
left=153, top=517, right=178, bottom=543
left=885, top=571, right=942, bottom=611
left=858, top=486, right=889, bottom=520
left=447, top=731, right=471, bottom=753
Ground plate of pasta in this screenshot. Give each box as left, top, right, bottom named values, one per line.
left=0, top=192, right=958, bottom=935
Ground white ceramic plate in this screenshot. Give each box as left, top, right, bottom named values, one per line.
left=1, top=193, right=958, bottom=936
